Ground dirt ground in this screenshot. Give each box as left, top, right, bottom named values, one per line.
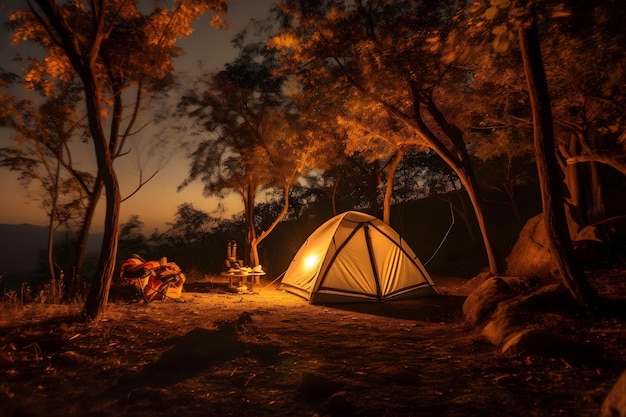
left=1, top=273, right=625, bottom=417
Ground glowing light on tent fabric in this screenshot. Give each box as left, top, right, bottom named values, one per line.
left=303, top=254, right=319, bottom=270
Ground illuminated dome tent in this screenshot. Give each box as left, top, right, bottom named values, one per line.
left=280, top=211, right=439, bottom=304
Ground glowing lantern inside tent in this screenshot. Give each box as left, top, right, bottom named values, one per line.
left=303, top=254, right=319, bottom=270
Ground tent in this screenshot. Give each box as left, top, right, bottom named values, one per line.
left=280, top=211, right=439, bottom=303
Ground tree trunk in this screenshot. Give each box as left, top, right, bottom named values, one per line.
left=330, top=175, right=340, bottom=217
left=82, top=167, right=120, bottom=320
left=519, top=20, right=597, bottom=310
left=81, top=75, right=121, bottom=320
left=72, top=177, right=102, bottom=296
left=414, top=93, right=500, bottom=274
left=250, top=181, right=292, bottom=267
left=382, top=150, right=404, bottom=224
left=588, top=161, right=606, bottom=223
left=562, top=133, right=585, bottom=236
left=244, top=179, right=257, bottom=265
left=47, top=153, right=62, bottom=284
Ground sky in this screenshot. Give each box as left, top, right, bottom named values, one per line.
left=0, top=0, right=276, bottom=234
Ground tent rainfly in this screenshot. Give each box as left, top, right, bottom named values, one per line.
left=280, top=211, right=439, bottom=304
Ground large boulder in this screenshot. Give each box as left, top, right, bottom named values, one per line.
left=462, top=277, right=511, bottom=326
left=462, top=275, right=544, bottom=326
left=505, top=214, right=558, bottom=278
left=474, top=282, right=592, bottom=358
left=602, top=370, right=626, bottom=417
left=508, top=214, right=626, bottom=276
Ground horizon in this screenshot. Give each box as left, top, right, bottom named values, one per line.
left=0, top=0, right=275, bottom=233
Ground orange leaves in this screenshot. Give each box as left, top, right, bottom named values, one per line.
left=491, top=24, right=514, bottom=54
left=484, top=0, right=511, bottom=20
left=141, top=0, right=227, bottom=49
left=269, top=31, right=299, bottom=50
left=44, top=54, right=72, bottom=81
left=9, top=10, right=45, bottom=45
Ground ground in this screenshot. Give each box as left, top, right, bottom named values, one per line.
left=1, top=273, right=625, bottom=417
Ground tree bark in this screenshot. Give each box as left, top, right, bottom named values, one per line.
left=81, top=80, right=121, bottom=320
left=411, top=90, right=500, bottom=274
left=82, top=170, right=120, bottom=320
left=519, top=19, right=597, bottom=310
left=244, top=179, right=257, bottom=265
left=382, top=150, right=404, bottom=224
left=250, top=180, right=292, bottom=267
left=72, top=177, right=102, bottom=296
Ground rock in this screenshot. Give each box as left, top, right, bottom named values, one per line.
left=576, top=224, right=604, bottom=242
left=327, top=391, right=353, bottom=414
left=499, top=276, right=544, bottom=294
left=601, top=370, right=626, bottom=417
left=481, top=309, right=523, bottom=346
left=503, top=283, right=578, bottom=314
left=500, top=328, right=595, bottom=358
left=126, top=387, right=169, bottom=404
left=500, top=328, right=561, bottom=356
left=462, top=271, right=492, bottom=293
left=573, top=239, right=607, bottom=268
left=462, top=277, right=511, bottom=326
left=582, top=216, right=626, bottom=264
left=505, top=214, right=558, bottom=278
left=236, top=311, right=253, bottom=325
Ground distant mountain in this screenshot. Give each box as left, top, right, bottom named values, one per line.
left=0, top=224, right=102, bottom=276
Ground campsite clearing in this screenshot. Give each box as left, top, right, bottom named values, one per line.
left=1, top=273, right=625, bottom=417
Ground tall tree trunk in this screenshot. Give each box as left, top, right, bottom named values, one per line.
left=588, top=161, right=605, bottom=223
left=244, top=179, right=257, bottom=265
left=81, top=75, right=121, bottom=320
left=82, top=167, right=120, bottom=320
left=330, top=175, right=341, bottom=217
left=47, top=153, right=62, bottom=284
left=562, top=132, right=585, bottom=236
left=412, top=91, right=499, bottom=274
left=519, top=19, right=597, bottom=310
left=382, top=150, right=404, bottom=224
left=72, top=177, right=102, bottom=296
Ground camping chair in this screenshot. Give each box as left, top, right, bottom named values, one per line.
left=121, top=255, right=186, bottom=302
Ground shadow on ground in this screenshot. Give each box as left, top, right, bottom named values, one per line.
left=320, top=294, right=466, bottom=322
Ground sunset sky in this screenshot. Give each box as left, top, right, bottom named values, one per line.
left=0, top=0, right=275, bottom=233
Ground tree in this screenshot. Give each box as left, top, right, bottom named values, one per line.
left=0, top=76, right=90, bottom=290
left=8, top=0, right=228, bottom=320
left=270, top=0, right=501, bottom=273
left=340, top=100, right=437, bottom=223
left=165, top=203, right=213, bottom=246
left=451, top=0, right=600, bottom=308
left=117, top=214, right=148, bottom=260
left=458, top=0, right=626, bottom=233
left=545, top=3, right=626, bottom=228
left=519, top=15, right=597, bottom=309
left=178, top=24, right=311, bottom=267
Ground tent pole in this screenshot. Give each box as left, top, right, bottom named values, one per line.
left=363, top=224, right=383, bottom=301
